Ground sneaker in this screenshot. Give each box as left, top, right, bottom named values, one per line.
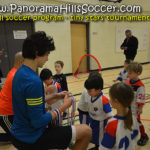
left=137, top=134, right=149, bottom=146
left=63, top=112, right=68, bottom=120
left=88, top=146, right=99, bottom=150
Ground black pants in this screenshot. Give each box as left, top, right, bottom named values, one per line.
left=125, top=54, right=136, bottom=61
left=0, top=115, right=14, bottom=142
left=11, top=125, right=72, bottom=150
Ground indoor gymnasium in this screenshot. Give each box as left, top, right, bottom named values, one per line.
left=0, top=0, right=150, bottom=150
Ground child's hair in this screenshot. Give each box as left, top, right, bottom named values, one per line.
left=88, top=71, right=101, bottom=79
left=126, top=62, right=142, bottom=74
left=55, top=60, right=64, bottom=68
left=124, top=59, right=131, bottom=64
left=84, top=75, right=103, bottom=90
left=23, top=31, right=55, bottom=59
left=40, top=68, right=52, bottom=81
left=109, top=83, right=134, bottom=131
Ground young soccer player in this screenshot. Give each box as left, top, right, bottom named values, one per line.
left=11, top=31, right=91, bottom=150
left=78, top=71, right=101, bottom=125
left=84, top=75, right=113, bottom=150
left=53, top=60, right=68, bottom=91
left=126, top=62, right=149, bottom=146
left=100, top=83, right=139, bottom=150
left=113, top=59, right=131, bottom=83
left=40, top=68, right=63, bottom=111
left=53, top=60, right=69, bottom=118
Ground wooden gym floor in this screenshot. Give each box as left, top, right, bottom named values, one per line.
left=0, top=64, right=150, bottom=150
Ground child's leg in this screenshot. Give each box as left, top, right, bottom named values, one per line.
left=89, top=119, right=106, bottom=150
left=78, top=109, right=90, bottom=125
left=86, top=114, right=91, bottom=125
left=137, top=115, right=147, bottom=136
left=137, top=114, right=149, bottom=146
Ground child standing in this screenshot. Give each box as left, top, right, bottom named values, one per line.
left=53, top=60, right=68, bottom=91
left=40, top=68, right=62, bottom=111
left=113, top=59, right=131, bottom=83
left=126, top=62, right=149, bottom=146
left=53, top=61, right=69, bottom=118
left=100, top=83, right=139, bottom=150
left=84, top=75, right=113, bottom=150
left=78, top=71, right=101, bottom=125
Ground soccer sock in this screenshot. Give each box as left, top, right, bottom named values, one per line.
left=139, top=124, right=147, bottom=137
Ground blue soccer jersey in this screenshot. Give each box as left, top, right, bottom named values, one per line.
left=11, top=65, right=52, bottom=143
left=100, top=115, right=139, bottom=150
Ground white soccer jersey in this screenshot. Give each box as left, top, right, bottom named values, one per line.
left=88, top=92, right=113, bottom=121
left=117, top=69, right=128, bottom=83
left=45, top=81, right=63, bottom=111
left=78, top=88, right=90, bottom=112
left=100, top=115, right=139, bottom=150
left=126, top=79, right=145, bottom=117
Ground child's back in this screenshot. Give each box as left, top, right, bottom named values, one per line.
left=100, top=82, right=139, bottom=150
left=100, top=115, right=139, bottom=150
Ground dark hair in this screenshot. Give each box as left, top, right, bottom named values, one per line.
left=84, top=76, right=103, bottom=90
left=40, top=68, right=52, bottom=81
left=109, top=83, right=134, bottom=131
left=126, top=62, right=142, bottom=74
left=124, top=59, right=131, bottom=64
left=55, top=60, right=64, bottom=68
left=88, top=71, right=101, bottom=79
left=125, top=29, right=132, bottom=34
left=23, top=31, right=55, bottom=59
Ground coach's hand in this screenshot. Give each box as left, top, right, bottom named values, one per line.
left=59, top=91, right=69, bottom=99
left=64, top=94, right=72, bottom=107
left=60, top=94, right=72, bottom=112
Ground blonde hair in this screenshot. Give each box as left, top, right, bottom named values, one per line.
left=126, top=62, right=142, bottom=74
